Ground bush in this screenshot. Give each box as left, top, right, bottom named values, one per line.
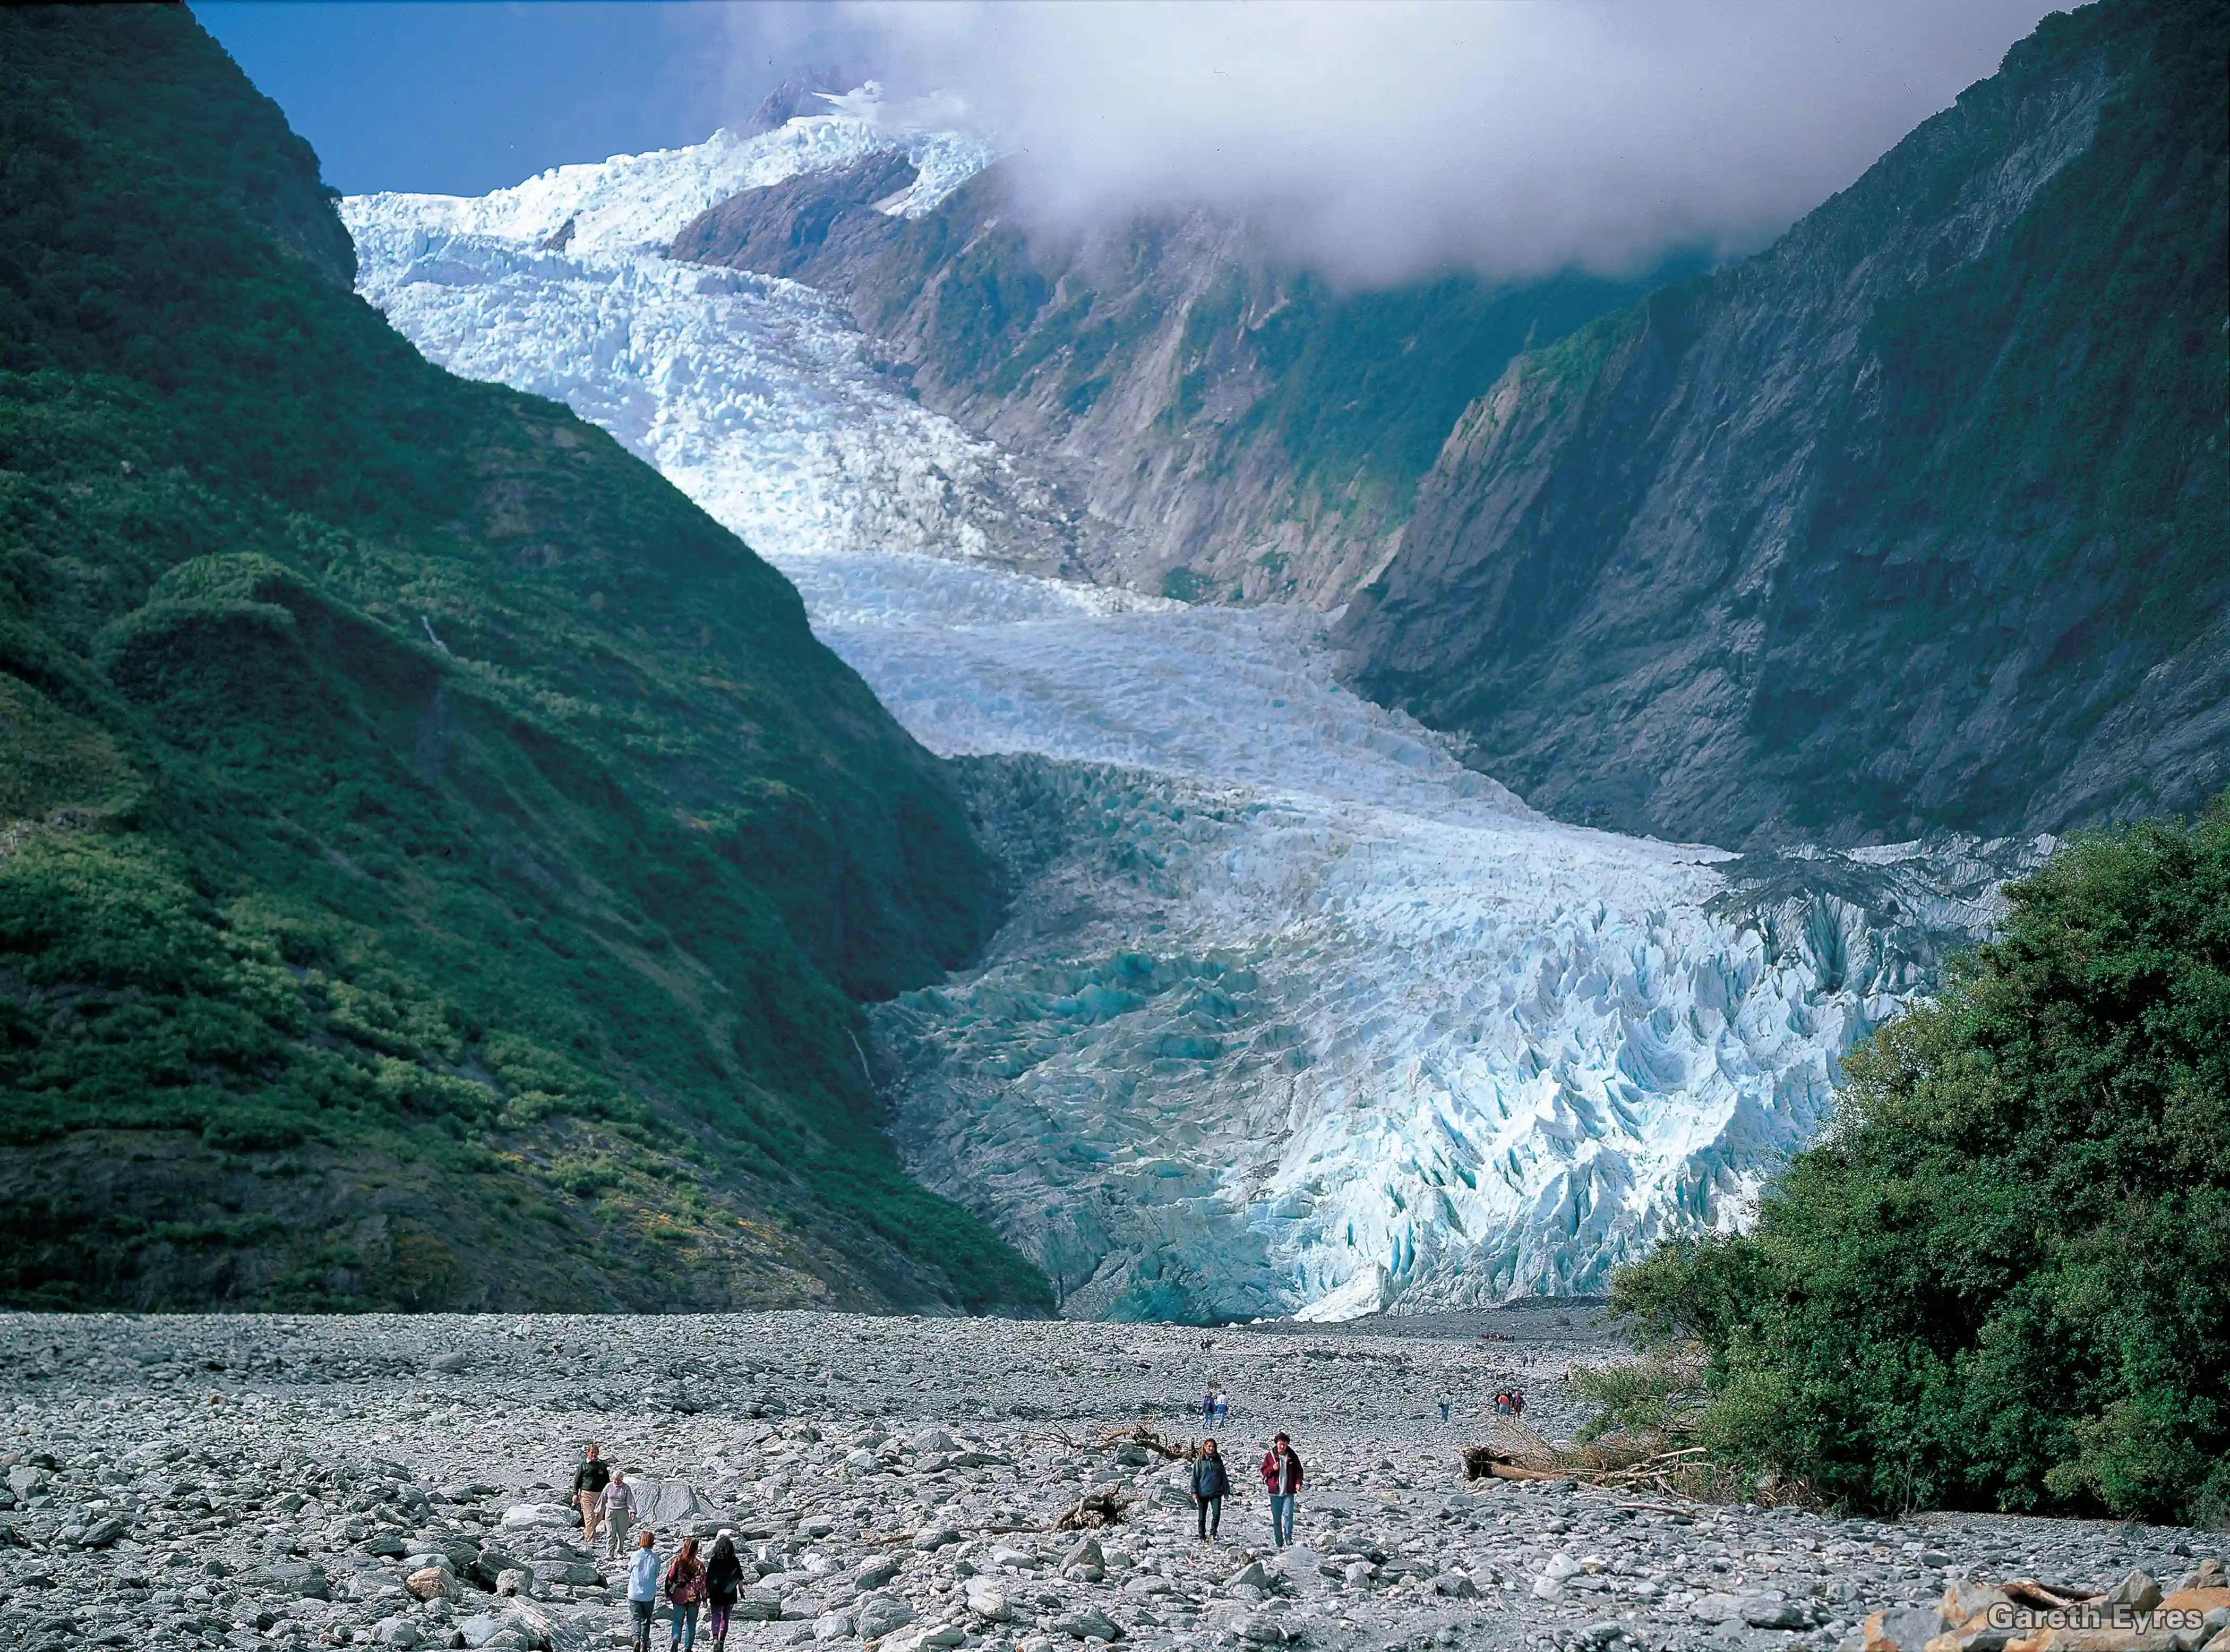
left=1610, top=801, right=2230, bottom=1525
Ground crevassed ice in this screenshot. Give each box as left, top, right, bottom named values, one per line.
left=344, top=117, right=2017, bottom=1321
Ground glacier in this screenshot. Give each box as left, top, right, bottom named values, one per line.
left=341, top=112, right=2031, bottom=1322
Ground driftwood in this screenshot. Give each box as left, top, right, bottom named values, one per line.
left=1051, top=1485, right=1136, bottom=1532
left=1096, top=1422, right=1194, bottom=1461
left=2003, top=1580, right=2103, bottom=1610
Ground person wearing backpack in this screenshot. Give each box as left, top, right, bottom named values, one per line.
left=663, top=1534, right=709, bottom=1652
left=1190, top=1439, right=1230, bottom=1542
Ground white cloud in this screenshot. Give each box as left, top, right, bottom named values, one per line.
left=708, top=0, right=2060, bottom=285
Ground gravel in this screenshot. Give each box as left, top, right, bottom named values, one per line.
left=0, top=1313, right=2215, bottom=1652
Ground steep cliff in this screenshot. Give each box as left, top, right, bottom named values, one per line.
left=0, top=6, right=1042, bottom=1312
left=1340, top=0, right=2227, bottom=848
left=671, top=164, right=1686, bottom=604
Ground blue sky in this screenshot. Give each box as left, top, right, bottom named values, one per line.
left=191, top=2, right=769, bottom=197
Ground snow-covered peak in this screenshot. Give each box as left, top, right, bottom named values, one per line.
left=345, top=93, right=995, bottom=259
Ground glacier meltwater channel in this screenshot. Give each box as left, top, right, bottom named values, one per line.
left=342, top=102, right=2021, bottom=1321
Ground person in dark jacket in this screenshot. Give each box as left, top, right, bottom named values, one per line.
left=704, top=1531, right=744, bottom=1652
left=1190, top=1440, right=1230, bottom=1541
left=573, top=1444, right=611, bottom=1546
left=1259, top=1433, right=1303, bottom=1548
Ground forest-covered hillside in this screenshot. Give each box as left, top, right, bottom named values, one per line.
left=0, top=6, right=1044, bottom=1313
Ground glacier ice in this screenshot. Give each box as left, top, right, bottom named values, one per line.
left=342, top=113, right=2032, bottom=1321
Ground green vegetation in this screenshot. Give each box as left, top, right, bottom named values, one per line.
left=1610, top=805, right=2230, bottom=1523
left=0, top=7, right=1047, bottom=1312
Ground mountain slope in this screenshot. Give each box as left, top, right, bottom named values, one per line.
left=671, top=162, right=1691, bottom=605
left=0, top=5, right=1042, bottom=1313
left=1340, top=0, right=2227, bottom=849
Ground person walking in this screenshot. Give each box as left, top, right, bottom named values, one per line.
left=573, top=1444, right=611, bottom=1547
left=1190, top=1440, right=1230, bottom=1542
left=1214, top=1389, right=1230, bottom=1427
left=625, top=1529, right=661, bottom=1652
left=1259, top=1432, right=1303, bottom=1548
left=1438, top=1397, right=1452, bottom=1423
left=1203, top=1388, right=1217, bottom=1430
left=663, top=1534, right=708, bottom=1652
left=704, top=1531, right=744, bottom=1652
left=600, top=1469, right=638, bottom=1560
left=1510, top=1389, right=1526, bottom=1423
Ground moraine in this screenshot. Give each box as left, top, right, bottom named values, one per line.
left=340, top=102, right=2026, bottom=1322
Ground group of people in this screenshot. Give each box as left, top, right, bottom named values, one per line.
left=1186, top=1432, right=1305, bottom=1548
left=573, top=1445, right=745, bottom=1652
left=1199, top=1386, right=1231, bottom=1427
left=1493, top=1388, right=1528, bottom=1418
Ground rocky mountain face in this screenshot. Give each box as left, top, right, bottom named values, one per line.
left=0, top=8, right=1043, bottom=1314
left=670, top=164, right=1685, bottom=605
left=1339, top=0, right=2227, bottom=848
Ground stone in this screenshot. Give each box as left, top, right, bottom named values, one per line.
left=1052, top=1605, right=1124, bottom=1641
left=2175, top=1566, right=2227, bottom=1596
left=856, top=1591, right=914, bottom=1638
left=1944, top=1583, right=2016, bottom=1623
left=493, top=1568, right=533, bottom=1597
left=812, top=1610, right=854, bottom=1641
left=1695, top=1595, right=1749, bottom=1623
left=1867, top=1608, right=1953, bottom=1652
left=965, top=1580, right=1012, bottom=1622
left=2109, top=1576, right=2166, bottom=1615
left=498, top=1505, right=572, bottom=1532
left=406, top=1567, right=458, bottom=1603
left=73, top=1515, right=130, bottom=1548
left=1744, top=1597, right=1811, bottom=1630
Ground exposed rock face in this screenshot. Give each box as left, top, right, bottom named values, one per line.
left=1340, top=1, right=2228, bottom=848
left=671, top=163, right=1682, bottom=605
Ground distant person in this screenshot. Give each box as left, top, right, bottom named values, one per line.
left=1214, top=1389, right=1230, bottom=1426
left=663, top=1533, right=708, bottom=1652
left=1511, top=1389, right=1526, bottom=1422
left=626, top=1529, right=661, bottom=1652
left=574, top=1444, right=611, bottom=1545
left=600, top=1468, right=638, bottom=1559
left=1438, top=1397, right=1452, bottom=1423
left=1204, top=1389, right=1217, bottom=1429
left=1259, top=1432, right=1303, bottom=1548
left=1190, top=1439, right=1230, bottom=1542
left=705, top=1531, right=744, bottom=1652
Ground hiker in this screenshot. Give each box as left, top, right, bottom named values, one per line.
left=574, top=1443, right=611, bottom=1545
left=1190, top=1439, right=1230, bottom=1542
left=1259, top=1432, right=1303, bottom=1548
left=1203, top=1388, right=1217, bottom=1429
left=1510, top=1389, right=1526, bottom=1422
left=625, top=1529, right=661, bottom=1652
left=600, top=1468, right=638, bottom=1559
left=1214, top=1388, right=1230, bottom=1426
left=664, top=1533, right=708, bottom=1652
left=1438, top=1397, right=1452, bottom=1423
left=705, top=1530, right=744, bottom=1652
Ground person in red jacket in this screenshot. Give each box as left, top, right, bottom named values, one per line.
left=1259, top=1432, right=1303, bottom=1548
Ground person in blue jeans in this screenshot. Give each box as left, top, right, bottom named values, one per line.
left=663, top=1534, right=707, bottom=1652
left=1258, top=1432, right=1303, bottom=1548
left=626, top=1529, right=662, bottom=1652
left=1190, top=1440, right=1230, bottom=1542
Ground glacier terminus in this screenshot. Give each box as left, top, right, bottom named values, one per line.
left=341, top=96, right=2034, bottom=1322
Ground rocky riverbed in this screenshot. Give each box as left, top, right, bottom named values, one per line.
left=0, top=1313, right=2217, bottom=1652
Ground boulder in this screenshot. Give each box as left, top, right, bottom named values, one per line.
left=407, top=1565, right=460, bottom=1602
left=2109, top=1576, right=2166, bottom=1615
left=499, top=1505, right=574, bottom=1533
left=1052, top=1606, right=1124, bottom=1641
left=1868, top=1608, right=1954, bottom=1652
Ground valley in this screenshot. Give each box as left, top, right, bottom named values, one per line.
left=343, top=115, right=2027, bottom=1321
